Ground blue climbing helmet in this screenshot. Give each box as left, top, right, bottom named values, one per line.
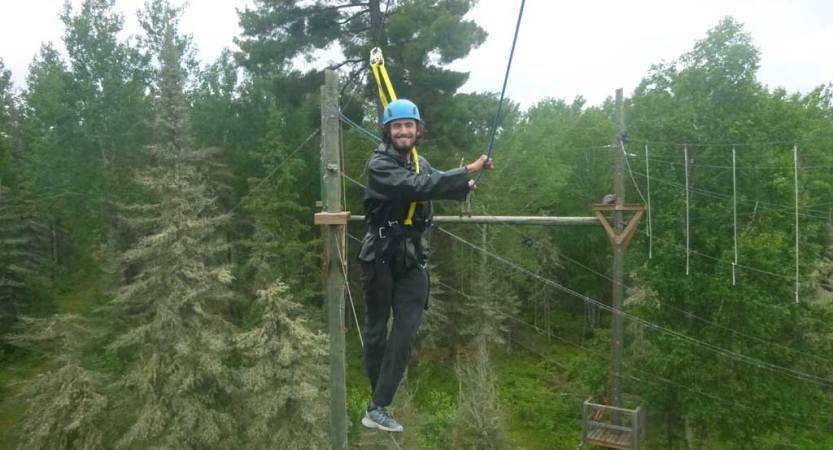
left=383, top=99, right=421, bottom=125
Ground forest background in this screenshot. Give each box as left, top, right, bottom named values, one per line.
left=1, top=1, right=832, bottom=449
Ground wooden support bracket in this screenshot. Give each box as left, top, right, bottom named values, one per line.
left=314, top=212, right=352, bottom=225
left=591, top=204, right=646, bottom=249
left=460, top=193, right=472, bottom=217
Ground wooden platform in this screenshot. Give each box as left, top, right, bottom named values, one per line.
left=586, top=427, right=634, bottom=450
left=582, top=397, right=644, bottom=450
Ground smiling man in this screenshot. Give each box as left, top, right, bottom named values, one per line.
left=357, top=98, right=493, bottom=432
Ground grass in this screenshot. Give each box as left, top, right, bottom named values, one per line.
left=492, top=337, right=586, bottom=450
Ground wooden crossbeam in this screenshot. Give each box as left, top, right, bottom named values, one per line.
left=349, top=215, right=600, bottom=226
left=315, top=212, right=352, bottom=225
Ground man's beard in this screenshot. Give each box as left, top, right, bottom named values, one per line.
left=391, top=136, right=415, bottom=153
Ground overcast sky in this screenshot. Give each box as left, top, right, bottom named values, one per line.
left=2, top=0, right=831, bottom=108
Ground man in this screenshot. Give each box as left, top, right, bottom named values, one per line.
left=357, top=98, right=494, bottom=432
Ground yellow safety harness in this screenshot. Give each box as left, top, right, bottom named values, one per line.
left=370, top=47, right=421, bottom=225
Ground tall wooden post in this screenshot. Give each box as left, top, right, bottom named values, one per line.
left=611, top=88, right=626, bottom=412
left=319, top=69, right=348, bottom=450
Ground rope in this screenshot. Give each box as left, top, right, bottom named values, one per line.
left=623, top=143, right=648, bottom=206
left=339, top=111, right=382, bottom=142
left=474, top=0, right=527, bottom=184
left=335, top=237, right=363, bottom=348
left=375, top=0, right=392, bottom=47
left=794, top=142, right=800, bottom=303
left=732, top=145, right=738, bottom=285
left=645, top=143, right=652, bottom=259
left=227, top=128, right=320, bottom=215
left=684, top=144, right=690, bottom=276
left=388, top=433, right=403, bottom=450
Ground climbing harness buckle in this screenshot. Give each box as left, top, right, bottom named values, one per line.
left=377, top=220, right=401, bottom=239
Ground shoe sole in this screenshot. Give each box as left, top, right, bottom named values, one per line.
left=362, top=416, right=404, bottom=432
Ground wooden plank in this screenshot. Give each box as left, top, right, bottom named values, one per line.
left=584, top=400, right=641, bottom=415
left=587, top=427, right=633, bottom=450
left=349, top=215, right=601, bottom=226
left=591, top=204, right=646, bottom=212
left=587, top=422, right=634, bottom=433
left=315, top=212, right=352, bottom=225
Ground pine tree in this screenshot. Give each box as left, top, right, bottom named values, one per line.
left=452, top=337, right=506, bottom=450
left=232, top=100, right=329, bottom=449
left=106, top=27, right=239, bottom=450
left=0, top=61, right=50, bottom=337
left=241, top=101, right=319, bottom=301
left=0, top=185, right=50, bottom=333
left=8, top=315, right=111, bottom=450
left=0, top=58, right=15, bottom=185
left=234, top=282, right=329, bottom=449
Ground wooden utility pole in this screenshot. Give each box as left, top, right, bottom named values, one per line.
left=316, top=68, right=350, bottom=450
left=586, top=89, right=645, bottom=449
left=611, top=88, right=626, bottom=412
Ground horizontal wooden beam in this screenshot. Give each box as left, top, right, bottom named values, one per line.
left=584, top=399, right=641, bottom=415
left=349, top=215, right=601, bottom=226
left=591, top=203, right=646, bottom=212
left=315, top=212, right=352, bottom=225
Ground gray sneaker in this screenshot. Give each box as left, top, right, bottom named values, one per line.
left=362, top=406, right=404, bottom=432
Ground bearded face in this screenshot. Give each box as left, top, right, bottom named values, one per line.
left=388, top=119, right=419, bottom=152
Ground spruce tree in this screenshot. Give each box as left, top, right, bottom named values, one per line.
left=0, top=185, right=50, bottom=334
left=106, top=27, right=238, bottom=450
left=453, top=339, right=506, bottom=450
left=241, top=102, right=319, bottom=300
left=234, top=101, right=329, bottom=449
left=233, top=282, right=329, bottom=449
left=0, top=61, right=50, bottom=337
left=8, top=315, right=110, bottom=450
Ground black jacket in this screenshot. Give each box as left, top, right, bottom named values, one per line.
left=357, top=143, right=470, bottom=264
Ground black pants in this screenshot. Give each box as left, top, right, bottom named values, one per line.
left=361, top=257, right=428, bottom=407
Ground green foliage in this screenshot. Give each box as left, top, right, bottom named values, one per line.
left=494, top=342, right=586, bottom=449
left=233, top=282, right=329, bottom=450
left=7, top=315, right=111, bottom=450
left=419, top=389, right=456, bottom=450
left=102, top=29, right=240, bottom=450
left=452, top=340, right=507, bottom=450
left=5, top=3, right=833, bottom=448
left=236, top=0, right=488, bottom=159
left=19, top=0, right=154, bottom=259
left=240, top=101, right=320, bottom=301
left=0, top=58, right=16, bottom=186
left=0, top=187, right=51, bottom=336
left=622, top=17, right=833, bottom=448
